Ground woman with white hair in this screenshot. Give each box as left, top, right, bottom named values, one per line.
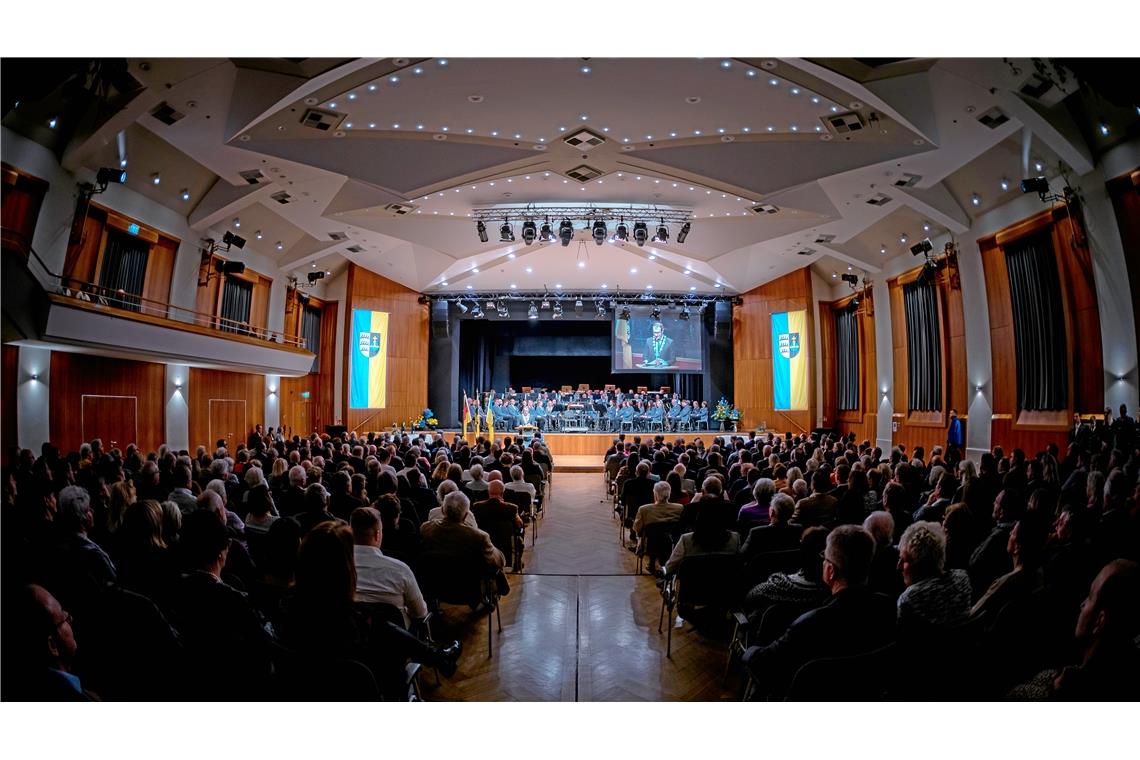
left=896, top=520, right=972, bottom=635
left=427, top=480, right=477, bottom=528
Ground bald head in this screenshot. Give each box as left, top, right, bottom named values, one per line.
left=488, top=479, right=505, bottom=498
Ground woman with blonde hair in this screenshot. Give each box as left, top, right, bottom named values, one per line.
left=107, top=479, right=137, bottom=534
left=114, top=499, right=174, bottom=599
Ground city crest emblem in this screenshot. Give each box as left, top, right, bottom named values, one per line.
left=778, top=331, right=800, bottom=360
left=359, top=331, right=382, bottom=358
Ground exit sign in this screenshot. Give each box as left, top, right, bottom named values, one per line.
left=127, top=223, right=141, bottom=235
left=300, top=391, right=311, bottom=399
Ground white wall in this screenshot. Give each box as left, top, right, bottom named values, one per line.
left=16, top=346, right=51, bottom=450
left=324, top=269, right=349, bottom=424
left=164, top=364, right=189, bottom=451
left=810, top=269, right=830, bottom=429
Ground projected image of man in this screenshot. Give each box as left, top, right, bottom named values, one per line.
left=643, top=322, right=676, bottom=368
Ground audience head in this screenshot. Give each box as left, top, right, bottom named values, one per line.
left=304, top=483, right=329, bottom=512
left=823, top=525, right=875, bottom=590
left=653, top=480, right=672, bottom=503
left=288, top=465, right=307, bottom=488
left=350, top=506, right=382, bottom=547
left=442, top=491, right=471, bottom=522
left=1076, top=559, right=1140, bottom=649
left=180, top=510, right=230, bottom=574
left=752, top=478, right=776, bottom=505
left=295, top=522, right=356, bottom=606
left=769, top=493, right=795, bottom=525
left=487, top=479, right=505, bottom=498
left=799, top=526, right=830, bottom=583
left=863, top=510, right=895, bottom=548
left=56, top=485, right=93, bottom=534
left=701, top=475, right=723, bottom=498
left=898, top=521, right=946, bottom=586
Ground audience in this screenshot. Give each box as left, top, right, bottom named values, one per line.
left=896, top=521, right=972, bottom=636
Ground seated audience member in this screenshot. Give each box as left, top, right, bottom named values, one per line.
left=679, top=475, right=738, bottom=534
left=740, top=493, right=800, bottom=559
left=420, top=491, right=509, bottom=596
left=969, top=487, right=1026, bottom=598
left=970, top=512, right=1048, bottom=622
left=632, top=481, right=684, bottom=566
left=620, top=461, right=656, bottom=527
left=375, top=493, right=421, bottom=569
left=4, top=584, right=89, bottom=700
left=277, top=466, right=308, bottom=518
left=896, top=521, right=972, bottom=636
left=295, top=483, right=339, bottom=535
left=35, top=485, right=116, bottom=617
left=664, top=502, right=741, bottom=575
left=737, top=478, right=777, bottom=535
left=942, top=502, right=978, bottom=571
left=742, top=525, right=896, bottom=700
left=328, top=471, right=365, bottom=522
left=426, top=481, right=478, bottom=529
left=914, top=471, right=958, bottom=524
left=880, top=481, right=913, bottom=543
left=863, top=511, right=903, bottom=599
left=167, top=466, right=197, bottom=516
left=791, top=470, right=838, bottom=528
left=471, top=480, right=523, bottom=568
left=834, top=469, right=873, bottom=525
left=112, top=499, right=176, bottom=602
left=464, top=463, right=489, bottom=498
left=504, top=465, right=536, bottom=501
left=742, top=525, right=831, bottom=621
left=1010, top=559, right=1140, bottom=700
left=350, top=507, right=428, bottom=626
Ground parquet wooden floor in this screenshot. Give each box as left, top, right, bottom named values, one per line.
left=424, top=472, right=738, bottom=701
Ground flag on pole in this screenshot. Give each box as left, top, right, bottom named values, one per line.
left=473, top=391, right=481, bottom=435
left=486, top=399, right=495, bottom=444
left=771, top=310, right=809, bottom=410
left=462, top=391, right=471, bottom=437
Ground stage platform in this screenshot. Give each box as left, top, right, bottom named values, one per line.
left=436, top=430, right=740, bottom=458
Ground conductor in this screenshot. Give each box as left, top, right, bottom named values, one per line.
left=641, top=321, right=677, bottom=368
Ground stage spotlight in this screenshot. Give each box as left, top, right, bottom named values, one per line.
left=497, top=300, right=510, bottom=318
left=476, top=221, right=488, bottom=243
left=306, top=270, right=325, bottom=283
left=851, top=295, right=861, bottom=309
left=521, top=221, right=537, bottom=245
left=615, top=219, right=629, bottom=242
left=910, top=239, right=933, bottom=257
left=541, top=298, right=551, bottom=309
left=552, top=302, right=563, bottom=319
left=592, top=220, right=607, bottom=245
left=653, top=221, right=669, bottom=243
left=222, top=231, right=246, bottom=250
left=559, top=219, right=574, bottom=247
left=650, top=306, right=661, bottom=320
left=575, top=298, right=584, bottom=311
left=499, top=221, right=514, bottom=242
left=1020, top=176, right=1049, bottom=198
left=633, top=222, right=649, bottom=246
left=679, top=305, right=691, bottom=320
left=96, top=167, right=127, bottom=187
left=528, top=303, right=538, bottom=319
left=539, top=219, right=554, bottom=242
left=297, top=293, right=311, bottom=306
left=485, top=299, right=497, bottom=309
left=676, top=222, right=690, bottom=243
left=472, top=305, right=485, bottom=319
left=840, top=273, right=858, bottom=285
left=619, top=306, right=631, bottom=320
left=456, top=300, right=469, bottom=314
left=595, top=301, right=607, bottom=319
left=216, top=260, right=247, bottom=275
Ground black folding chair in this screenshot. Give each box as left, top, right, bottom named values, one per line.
left=504, top=488, right=537, bottom=545
left=658, top=553, right=742, bottom=657
left=416, top=553, right=503, bottom=658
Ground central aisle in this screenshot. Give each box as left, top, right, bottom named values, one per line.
left=426, top=472, right=737, bottom=701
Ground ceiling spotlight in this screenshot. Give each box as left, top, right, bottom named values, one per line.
left=499, top=221, right=515, bottom=242
left=456, top=300, right=469, bottom=314
left=596, top=301, right=607, bottom=319
left=971, top=193, right=982, bottom=207
left=233, top=218, right=241, bottom=229
left=559, top=219, right=574, bottom=247
left=1034, top=160, right=1045, bottom=173
left=96, top=167, right=128, bottom=187
left=592, top=220, right=607, bottom=245
left=150, top=173, right=161, bottom=185
left=650, top=306, right=662, bottom=320
left=574, top=298, right=584, bottom=311
left=476, top=221, right=488, bottom=242
left=552, top=302, right=563, bottom=319
left=180, top=189, right=191, bottom=201
left=1099, top=121, right=1110, bottom=137
left=633, top=221, right=649, bottom=247
left=306, top=270, right=326, bottom=284
left=910, top=239, right=933, bottom=256
left=497, top=301, right=510, bottom=318
left=539, top=219, right=553, bottom=242
left=676, top=222, right=690, bottom=243
left=528, top=303, right=538, bottom=319
left=221, top=231, right=246, bottom=250
left=1020, top=176, right=1049, bottom=198
left=899, top=233, right=908, bottom=244
left=541, top=297, right=551, bottom=310
left=653, top=221, right=669, bottom=243
left=679, top=305, right=691, bottom=320
left=1000, top=177, right=1010, bottom=192
left=521, top=220, right=537, bottom=245
left=615, top=219, right=629, bottom=242
left=841, top=273, right=859, bottom=285
left=472, top=305, right=485, bottom=319
left=620, top=306, right=631, bottom=320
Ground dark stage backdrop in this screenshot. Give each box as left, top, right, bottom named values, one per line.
left=428, top=305, right=732, bottom=427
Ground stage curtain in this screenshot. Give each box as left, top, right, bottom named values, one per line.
left=672, top=373, right=703, bottom=402
left=835, top=308, right=860, bottom=411
left=219, top=276, right=253, bottom=334
left=459, top=330, right=495, bottom=399
left=301, top=304, right=321, bottom=372
left=903, top=276, right=942, bottom=412
left=1005, top=232, right=1068, bottom=410
left=97, top=229, right=149, bottom=312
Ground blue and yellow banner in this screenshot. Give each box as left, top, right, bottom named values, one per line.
left=772, top=310, right=808, bottom=410
left=349, top=309, right=389, bottom=408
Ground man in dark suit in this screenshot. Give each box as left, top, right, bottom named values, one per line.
left=620, top=462, right=657, bottom=526
left=421, top=491, right=508, bottom=595
left=471, top=481, right=523, bottom=567
left=641, top=321, right=677, bottom=368
left=791, top=470, right=839, bottom=527
left=680, top=476, right=738, bottom=533
left=742, top=524, right=896, bottom=699
left=740, top=493, right=800, bottom=560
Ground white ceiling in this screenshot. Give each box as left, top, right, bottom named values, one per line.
left=30, top=56, right=1124, bottom=296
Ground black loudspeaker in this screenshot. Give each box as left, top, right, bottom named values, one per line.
left=714, top=301, right=731, bottom=338
left=431, top=300, right=450, bottom=338
left=325, top=425, right=347, bottom=438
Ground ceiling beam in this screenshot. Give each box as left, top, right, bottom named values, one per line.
left=278, top=240, right=347, bottom=271
left=893, top=182, right=970, bottom=234
left=60, top=88, right=167, bottom=173
left=813, top=244, right=883, bottom=274
left=992, top=90, right=1094, bottom=175
left=187, top=180, right=281, bottom=232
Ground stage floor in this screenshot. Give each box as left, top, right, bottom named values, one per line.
left=438, top=430, right=735, bottom=457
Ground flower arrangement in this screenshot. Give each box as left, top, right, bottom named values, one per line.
left=413, top=408, right=438, bottom=430
left=711, top=397, right=740, bottom=430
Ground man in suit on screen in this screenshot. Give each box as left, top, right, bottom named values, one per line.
left=642, top=322, right=677, bottom=368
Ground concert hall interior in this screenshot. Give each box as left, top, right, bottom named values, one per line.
left=3, top=41, right=1140, bottom=717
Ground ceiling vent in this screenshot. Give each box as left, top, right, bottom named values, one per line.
left=814, top=233, right=836, bottom=244
left=796, top=248, right=816, bottom=256
left=270, top=190, right=293, bottom=204
left=300, top=108, right=344, bottom=132
left=976, top=107, right=1010, bottom=130
left=750, top=203, right=779, bottom=215
left=239, top=169, right=267, bottom=185
left=824, top=111, right=865, bottom=134
left=382, top=202, right=416, bottom=216
left=865, top=193, right=892, bottom=206
left=328, top=231, right=349, bottom=241
left=345, top=244, right=365, bottom=254
left=150, top=102, right=186, bottom=126
left=893, top=173, right=921, bottom=188
left=562, top=128, right=605, bottom=150
left=566, top=165, right=603, bottom=183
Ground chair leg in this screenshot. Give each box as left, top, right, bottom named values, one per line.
left=487, top=605, right=493, bottom=659
left=658, top=595, right=666, bottom=634
left=666, top=605, right=674, bottom=658
left=496, top=599, right=502, bottom=633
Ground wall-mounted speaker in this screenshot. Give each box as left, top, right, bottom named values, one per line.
left=431, top=300, right=450, bottom=339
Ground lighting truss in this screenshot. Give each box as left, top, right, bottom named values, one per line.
left=471, top=205, right=692, bottom=226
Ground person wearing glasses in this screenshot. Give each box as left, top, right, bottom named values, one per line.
left=741, top=525, right=896, bottom=700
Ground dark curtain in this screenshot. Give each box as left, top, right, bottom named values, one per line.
left=1006, top=232, right=1068, bottom=410
left=904, top=277, right=942, bottom=412
left=301, top=305, right=321, bottom=372
left=219, top=277, right=253, bottom=334
left=97, top=230, right=149, bottom=312
left=835, top=308, right=860, bottom=411
left=458, top=326, right=496, bottom=403
left=672, top=373, right=704, bottom=403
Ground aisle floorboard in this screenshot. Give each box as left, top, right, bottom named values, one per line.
left=425, top=472, right=737, bottom=701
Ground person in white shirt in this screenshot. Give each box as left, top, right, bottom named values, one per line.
left=350, top=506, right=428, bottom=626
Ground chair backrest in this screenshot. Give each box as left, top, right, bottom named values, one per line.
left=756, top=600, right=815, bottom=646
left=561, top=385, right=573, bottom=392
left=637, top=386, right=648, bottom=393
left=521, top=386, right=532, bottom=393
left=578, top=383, right=590, bottom=391
left=416, top=552, right=491, bottom=607
left=604, top=384, right=616, bottom=392
left=785, top=643, right=897, bottom=701
left=743, top=549, right=802, bottom=588
left=660, top=386, right=671, bottom=394
left=676, top=553, right=743, bottom=609
left=504, top=488, right=533, bottom=515
left=641, top=519, right=681, bottom=564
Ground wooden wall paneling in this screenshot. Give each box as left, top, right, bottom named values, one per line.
left=343, top=264, right=430, bottom=431
left=2, top=163, right=49, bottom=255
left=49, top=352, right=165, bottom=453
left=187, top=368, right=265, bottom=451
left=62, top=204, right=105, bottom=287
left=2, top=344, right=18, bottom=457
left=280, top=374, right=320, bottom=437
left=250, top=276, right=271, bottom=331
left=1055, top=211, right=1104, bottom=413
left=141, top=236, right=177, bottom=312
left=283, top=288, right=302, bottom=339
left=319, top=300, right=337, bottom=429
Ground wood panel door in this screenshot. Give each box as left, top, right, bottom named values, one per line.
left=81, top=395, right=138, bottom=451
left=208, top=399, right=247, bottom=450
left=288, top=399, right=313, bottom=438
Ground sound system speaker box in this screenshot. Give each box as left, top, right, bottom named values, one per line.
left=325, top=425, right=348, bottom=438
left=714, top=301, right=731, bottom=338
left=431, top=300, right=450, bottom=338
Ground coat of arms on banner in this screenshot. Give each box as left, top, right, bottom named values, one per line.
left=778, top=332, right=800, bottom=359
left=358, top=331, right=382, bottom=358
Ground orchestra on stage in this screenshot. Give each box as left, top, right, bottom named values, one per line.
left=463, top=387, right=715, bottom=434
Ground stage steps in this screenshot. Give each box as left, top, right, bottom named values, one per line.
left=554, top=455, right=604, bottom=473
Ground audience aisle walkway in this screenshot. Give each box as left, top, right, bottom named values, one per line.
left=425, top=472, right=737, bottom=701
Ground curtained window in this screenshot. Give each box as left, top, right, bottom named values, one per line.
left=835, top=308, right=860, bottom=411
left=1005, top=232, right=1067, bottom=410
left=219, top=276, right=253, bottom=334
left=97, top=229, right=149, bottom=312
left=903, top=276, right=942, bottom=412
left=301, top=304, right=321, bottom=372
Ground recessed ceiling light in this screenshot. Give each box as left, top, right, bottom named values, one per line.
left=694, top=130, right=702, bottom=135
left=416, top=124, right=424, bottom=130
left=329, top=103, right=337, bottom=109
left=831, top=106, right=840, bottom=113
left=438, top=59, right=448, bottom=66
left=507, top=253, right=516, bottom=259
left=525, top=267, right=533, bottom=273
left=767, top=125, right=775, bottom=132
left=514, top=133, right=521, bottom=139
left=720, top=60, right=732, bottom=69
left=814, top=126, right=823, bottom=132
left=368, top=122, right=376, bottom=129
left=368, top=84, right=377, bottom=92
left=1034, top=160, right=1044, bottom=172
left=472, top=268, right=480, bottom=273
left=151, top=173, right=161, bottom=185
left=646, top=285, right=653, bottom=290
left=746, top=69, right=757, bottom=77
left=580, top=66, right=591, bottom=74
left=971, top=193, right=982, bottom=206
left=742, top=127, right=751, bottom=132
left=670, top=131, right=677, bottom=137
left=491, top=131, right=498, bottom=136
left=392, top=123, right=400, bottom=129
left=345, top=122, right=353, bottom=129
left=622, top=138, right=630, bottom=143
left=923, top=223, right=931, bottom=232
left=1099, top=122, right=1110, bottom=136
left=848, top=265, right=853, bottom=271
left=832, top=273, right=838, bottom=278
left=578, top=261, right=586, bottom=268
left=389, top=76, right=399, bottom=83
left=555, top=283, right=562, bottom=288
left=690, top=286, right=697, bottom=291
left=1000, top=178, right=1010, bottom=191
left=441, top=281, right=448, bottom=286
left=649, top=255, right=657, bottom=261
left=466, top=285, right=472, bottom=290
left=717, top=128, right=725, bottom=134
left=769, top=78, right=779, bottom=86
left=233, top=218, right=241, bottom=228
left=811, top=96, right=821, bottom=104
left=347, top=93, right=357, bottom=100
left=790, top=88, right=800, bottom=95
left=601, top=284, right=608, bottom=289
left=466, top=128, right=474, bottom=134
left=630, top=267, right=638, bottom=273
left=180, top=189, right=191, bottom=201
left=413, top=67, right=423, bottom=75
left=276, top=242, right=284, bottom=250
left=441, top=126, right=449, bottom=132
left=510, top=283, right=517, bottom=288
left=580, top=114, right=589, bottom=121
left=790, top=125, right=799, bottom=132
left=646, top=135, right=653, bottom=139
left=255, top=230, right=263, bottom=240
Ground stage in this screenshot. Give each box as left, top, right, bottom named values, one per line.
left=436, top=430, right=738, bottom=458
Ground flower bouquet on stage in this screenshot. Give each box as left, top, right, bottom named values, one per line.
left=712, top=397, right=741, bottom=432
